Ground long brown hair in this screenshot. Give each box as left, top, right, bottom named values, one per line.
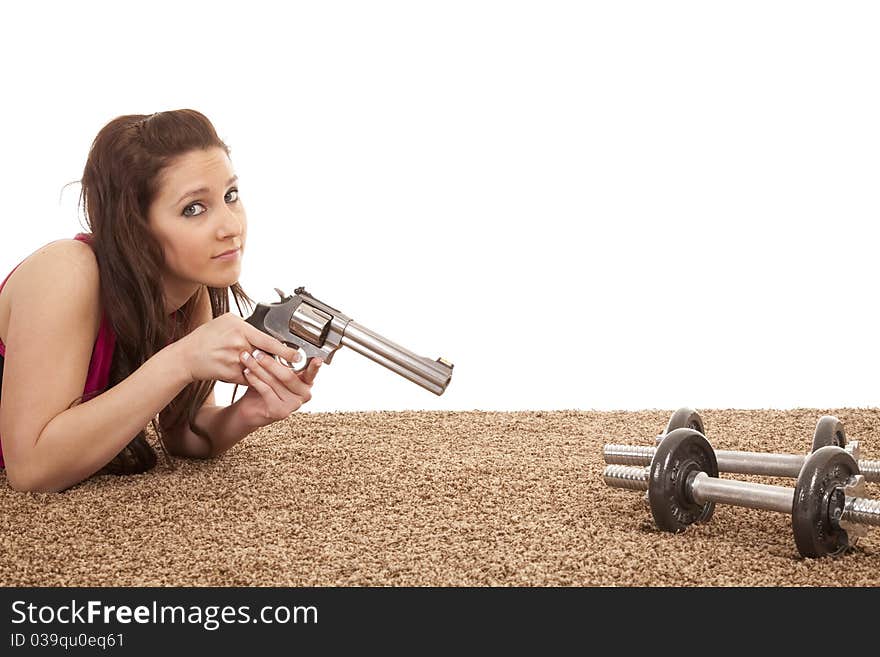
left=74, top=109, right=253, bottom=475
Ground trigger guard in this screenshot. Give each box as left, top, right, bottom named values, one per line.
left=274, top=347, right=308, bottom=372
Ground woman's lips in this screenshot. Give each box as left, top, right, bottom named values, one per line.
left=213, top=247, right=241, bottom=260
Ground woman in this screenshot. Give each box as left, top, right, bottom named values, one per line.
left=0, top=109, right=322, bottom=493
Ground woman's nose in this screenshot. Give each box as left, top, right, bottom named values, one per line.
left=217, top=205, right=243, bottom=238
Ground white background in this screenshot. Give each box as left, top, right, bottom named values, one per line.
left=1, top=1, right=878, bottom=412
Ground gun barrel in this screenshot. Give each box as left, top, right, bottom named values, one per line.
left=340, top=321, right=453, bottom=395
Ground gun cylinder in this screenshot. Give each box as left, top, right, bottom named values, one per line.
left=340, top=321, right=453, bottom=395
left=291, top=303, right=332, bottom=344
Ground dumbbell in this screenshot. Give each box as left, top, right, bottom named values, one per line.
left=625, top=407, right=712, bottom=505
left=654, top=409, right=846, bottom=451
left=603, top=428, right=880, bottom=557
left=605, top=409, right=880, bottom=482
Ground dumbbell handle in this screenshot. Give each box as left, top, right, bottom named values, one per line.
left=690, top=472, right=793, bottom=513
left=603, top=465, right=880, bottom=526
left=604, top=444, right=880, bottom=482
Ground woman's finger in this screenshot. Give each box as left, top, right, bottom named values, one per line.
left=247, top=349, right=316, bottom=398
left=297, top=358, right=323, bottom=386
left=240, top=350, right=287, bottom=403
left=244, top=324, right=302, bottom=365
left=243, top=349, right=314, bottom=402
left=242, top=367, right=277, bottom=408
left=243, top=362, right=309, bottom=418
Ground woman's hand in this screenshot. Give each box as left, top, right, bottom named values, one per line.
left=178, top=312, right=302, bottom=386
left=232, top=350, right=323, bottom=429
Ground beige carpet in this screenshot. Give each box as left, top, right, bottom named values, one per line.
left=1, top=409, right=878, bottom=587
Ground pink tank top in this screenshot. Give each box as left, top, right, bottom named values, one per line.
left=0, top=233, right=116, bottom=468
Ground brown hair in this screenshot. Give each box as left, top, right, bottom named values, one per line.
left=73, top=109, right=253, bottom=475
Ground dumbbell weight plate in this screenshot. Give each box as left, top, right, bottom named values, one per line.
left=792, top=446, right=859, bottom=558
left=649, top=428, right=719, bottom=532
left=811, top=415, right=846, bottom=452
left=647, top=408, right=706, bottom=503
left=664, top=407, right=706, bottom=436
left=655, top=407, right=706, bottom=447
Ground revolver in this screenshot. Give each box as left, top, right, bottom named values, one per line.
left=244, top=287, right=454, bottom=396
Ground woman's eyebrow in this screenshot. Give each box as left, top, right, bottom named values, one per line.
left=175, top=175, right=239, bottom=205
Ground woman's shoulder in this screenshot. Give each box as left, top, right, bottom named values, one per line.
left=15, top=238, right=99, bottom=288
left=0, top=237, right=102, bottom=345
left=2, top=238, right=100, bottom=310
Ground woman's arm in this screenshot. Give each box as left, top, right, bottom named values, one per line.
left=162, top=288, right=322, bottom=458
left=166, top=357, right=322, bottom=457
left=26, top=343, right=193, bottom=491
left=163, top=401, right=260, bottom=458
left=0, top=242, right=194, bottom=493
left=160, top=286, right=259, bottom=459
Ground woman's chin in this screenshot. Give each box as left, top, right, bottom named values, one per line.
left=204, top=269, right=243, bottom=288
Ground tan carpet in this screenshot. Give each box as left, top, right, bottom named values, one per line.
left=1, top=409, right=878, bottom=587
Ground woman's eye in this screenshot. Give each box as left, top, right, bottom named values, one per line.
left=225, top=188, right=239, bottom=203
left=182, top=203, right=205, bottom=218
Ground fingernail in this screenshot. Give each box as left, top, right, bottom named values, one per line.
left=243, top=368, right=250, bottom=375
left=293, top=352, right=302, bottom=362
left=241, top=351, right=250, bottom=362
left=252, top=349, right=264, bottom=361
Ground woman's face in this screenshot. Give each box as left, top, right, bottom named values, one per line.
left=148, top=147, right=247, bottom=310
